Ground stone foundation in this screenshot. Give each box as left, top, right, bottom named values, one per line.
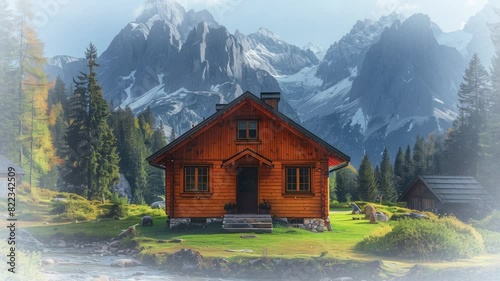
left=169, top=217, right=328, bottom=232
left=303, top=218, right=328, bottom=232
left=169, top=218, right=223, bottom=228
left=169, top=218, right=191, bottom=228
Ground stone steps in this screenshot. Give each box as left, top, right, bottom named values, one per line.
left=222, top=214, right=273, bottom=233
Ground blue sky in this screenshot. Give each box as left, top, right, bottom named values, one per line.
left=20, top=0, right=491, bottom=57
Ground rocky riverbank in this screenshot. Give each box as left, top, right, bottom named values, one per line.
left=29, top=234, right=500, bottom=281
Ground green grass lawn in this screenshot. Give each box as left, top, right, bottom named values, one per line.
left=27, top=210, right=381, bottom=259
left=137, top=211, right=381, bottom=260
left=22, top=199, right=500, bottom=278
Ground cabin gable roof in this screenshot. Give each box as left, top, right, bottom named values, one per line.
left=147, top=91, right=349, bottom=168
left=400, top=176, right=490, bottom=204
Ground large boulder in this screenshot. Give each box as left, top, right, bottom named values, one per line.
left=168, top=249, right=204, bottom=271
left=151, top=201, right=165, bottom=209
left=376, top=212, right=388, bottom=222
left=364, top=204, right=376, bottom=219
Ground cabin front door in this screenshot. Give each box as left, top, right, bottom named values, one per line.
left=236, top=167, right=258, bottom=213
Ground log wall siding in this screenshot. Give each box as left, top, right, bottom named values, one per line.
left=160, top=99, right=342, bottom=219
left=406, top=181, right=438, bottom=211
left=164, top=161, right=329, bottom=218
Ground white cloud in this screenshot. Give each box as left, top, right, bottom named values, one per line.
left=375, top=0, right=418, bottom=15
left=466, top=0, right=479, bottom=6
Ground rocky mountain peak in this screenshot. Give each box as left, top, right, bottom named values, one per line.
left=255, top=27, right=281, bottom=40
left=136, top=0, right=186, bottom=25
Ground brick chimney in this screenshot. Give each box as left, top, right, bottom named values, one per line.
left=260, top=92, right=280, bottom=110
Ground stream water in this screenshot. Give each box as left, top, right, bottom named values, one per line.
left=40, top=248, right=226, bottom=281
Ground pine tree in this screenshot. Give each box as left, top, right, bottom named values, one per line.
left=335, top=164, right=358, bottom=202
left=444, top=54, right=489, bottom=176
left=145, top=123, right=167, bottom=203
left=403, top=145, right=415, bottom=189
left=374, top=165, right=381, bottom=191
left=48, top=77, right=68, bottom=159
left=379, top=147, right=397, bottom=202
left=394, top=146, right=405, bottom=194
left=478, top=20, right=500, bottom=199
left=64, top=43, right=119, bottom=200
left=357, top=154, right=378, bottom=202
left=412, top=136, right=426, bottom=177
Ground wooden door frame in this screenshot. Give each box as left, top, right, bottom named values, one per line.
left=236, top=166, right=259, bottom=214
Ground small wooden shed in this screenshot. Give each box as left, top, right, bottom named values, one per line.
left=0, top=155, right=25, bottom=198
left=399, top=176, right=492, bottom=218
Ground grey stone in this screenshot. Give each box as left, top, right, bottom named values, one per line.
left=376, top=212, right=389, bottom=222
left=110, top=258, right=142, bottom=267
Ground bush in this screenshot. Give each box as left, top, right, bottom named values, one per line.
left=356, top=217, right=485, bottom=260
left=471, top=212, right=500, bottom=232
left=50, top=199, right=97, bottom=222
left=127, top=204, right=165, bottom=217
left=476, top=228, right=500, bottom=254
left=108, top=194, right=129, bottom=218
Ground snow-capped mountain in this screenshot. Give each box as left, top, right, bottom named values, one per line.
left=279, top=13, right=401, bottom=123
left=45, top=0, right=302, bottom=137
left=434, top=1, right=499, bottom=67
left=283, top=14, right=465, bottom=165
left=303, top=42, right=325, bottom=60
left=234, top=28, right=319, bottom=76
left=45, top=0, right=498, bottom=166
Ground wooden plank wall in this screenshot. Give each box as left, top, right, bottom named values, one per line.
left=162, top=99, right=335, bottom=219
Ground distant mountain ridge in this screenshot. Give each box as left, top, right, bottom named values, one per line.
left=45, top=0, right=498, bottom=166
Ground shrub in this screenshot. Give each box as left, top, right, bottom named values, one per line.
left=108, top=194, right=129, bottom=218
left=128, top=204, right=165, bottom=217
left=471, top=212, right=500, bottom=232
left=50, top=199, right=97, bottom=222
left=356, top=217, right=485, bottom=260
left=476, top=228, right=500, bottom=254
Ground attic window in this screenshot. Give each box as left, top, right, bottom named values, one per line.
left=237, top=120, right=258, bottom=140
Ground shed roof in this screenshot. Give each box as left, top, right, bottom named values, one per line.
left=0, top=155, right=25, bottom=175
left=402, top=176, right=490, bottom=204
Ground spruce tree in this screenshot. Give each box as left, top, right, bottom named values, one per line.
left=64, top=43, right=119, bottom=200
left=403, top=145, right=415, bottom=189
left=357, top=154, right=378, bottom=202
left=379, top=147, right=397, bottom=202
left=444, top=54, right=489, bottom=176
left=374, top=165, right=381, bottom=191
left=478, top=21, right=500, bottom=199
left=335, top=164, right=358, bottom=202
left=394, top=146, right=405, bottom=194
left=48, top=77, right=69, bottom=159
left=145, top=123, right=167, bottom=203
left=412, top=136, right=426, bottom=177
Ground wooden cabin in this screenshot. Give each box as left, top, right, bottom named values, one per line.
left=399, top=176, right=492, bottom=219
left=0, top=155, right=25, bottom=199
left=147, top=91, right=350, bottom=230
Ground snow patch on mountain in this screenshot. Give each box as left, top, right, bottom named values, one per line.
left=351, top=108, right=367, bottom=133
left=47, top=55, right=82, bottom=68
left=119, top=70, right=137, bottom=108
left=436, top=30, right=473, bottom=57
left=303, top=42, right=325, bottom=60
left=275, top=66, right=322, bottom=88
